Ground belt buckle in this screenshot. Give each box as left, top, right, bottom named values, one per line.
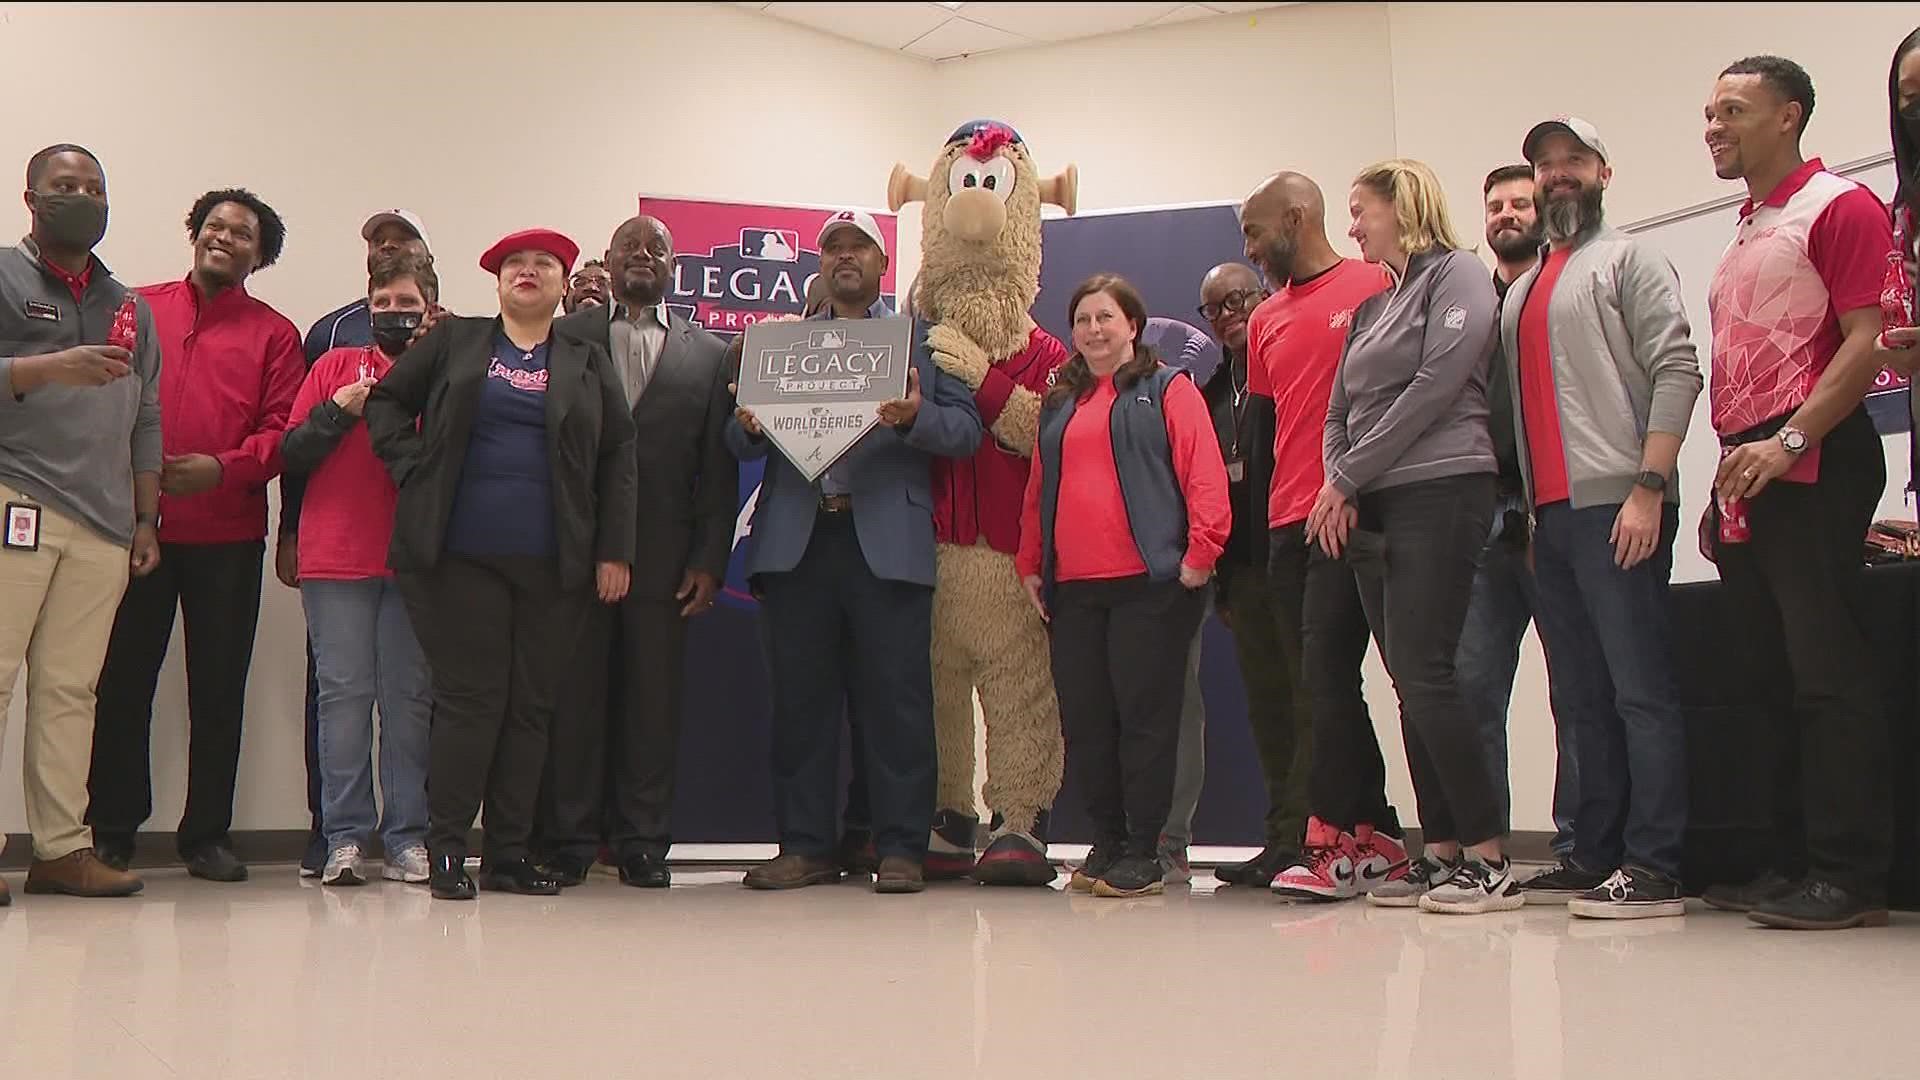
left=819, top=494, right=853, bottom=513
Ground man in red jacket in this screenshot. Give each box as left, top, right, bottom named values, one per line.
left=87, top=188, right=304, bottom=882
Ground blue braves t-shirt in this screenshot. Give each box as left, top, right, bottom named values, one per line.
left=444, top=330, right=557, bottom=558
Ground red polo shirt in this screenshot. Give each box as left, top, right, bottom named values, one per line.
left=138, top=277, right=305, bottom=544
left=43, top=256, right=94, bottom=304
left=933, top=326, right=1069, bottom=553
left=1518, top=248, right=1572, bottom=506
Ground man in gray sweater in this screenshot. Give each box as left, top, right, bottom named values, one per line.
left=1499, top=118, right=1702, bottom=920
left=0, top=145, right=159, bottom=902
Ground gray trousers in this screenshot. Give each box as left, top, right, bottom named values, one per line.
left=1163, top=605, right=1208, bottom=848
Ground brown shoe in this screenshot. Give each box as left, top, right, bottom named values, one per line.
left=874, top=856, right=926, bottom=894
left=742, top=853, right=843, bottom=891
left=25, top=848, right=145, bottom=897
left=0, top=875, right=11, bottom=906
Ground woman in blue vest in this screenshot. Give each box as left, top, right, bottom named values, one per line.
left=1016, top=274, right=1231, bottom=897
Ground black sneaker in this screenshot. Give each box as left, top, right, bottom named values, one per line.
left=1567, top=865, right=1686, bottom=920
left=94, top=836, right=134, bottom=873
left=1748, top=877, right=1889, bottom=931
left=430, top=851, right=477, bottom=901
left=1702, top=869, right=1798, bottom=913
left=1067, top=843, right=1122, bottom=893
left=1214, top=844, right=1301, bottom=888
left=1092, top=853, right=1165, bottom=898
left=184, top=844, right=248, bottom=883
left=1520, top=859, right=1611, bottom=906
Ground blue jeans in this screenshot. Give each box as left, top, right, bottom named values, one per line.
left=302, top=578, right=432, bottom=854
left=1456, top=527, right=1578, bottom=854
left=1529, top=503, right=1687, bottom=879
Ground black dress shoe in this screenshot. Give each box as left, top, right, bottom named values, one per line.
left=430, top=852, right=477, bottom=901
left=618, top=852, right=671, bottom=888
left=184, top=844, right=248, bottom=882
left=1748, top=877, right=1889, bottom=930
left=540, top=852, right=594, bottom=888
left=481, top=857, right=562, bottom=896
left=94, top=837, right=135, bottom=873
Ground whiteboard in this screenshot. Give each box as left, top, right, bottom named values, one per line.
left=1622, top=155, right=1907, bottom=583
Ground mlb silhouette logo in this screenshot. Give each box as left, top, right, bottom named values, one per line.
left=809, top=328, right=848, bottom=350
left=741, top=228, right=800, bottom=263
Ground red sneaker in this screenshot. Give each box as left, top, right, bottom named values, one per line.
left=1271, top=817, right=1363, bottom=901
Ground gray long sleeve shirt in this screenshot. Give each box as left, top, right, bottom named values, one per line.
left=0, top=238, right=162, bottom=546
left=1324, top=246, right=1497, bottom=497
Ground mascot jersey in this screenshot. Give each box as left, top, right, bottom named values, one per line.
left=932, top=326, right=1069, bottom=552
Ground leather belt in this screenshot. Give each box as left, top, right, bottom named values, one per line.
left=819, top=494, right=854, bottom=513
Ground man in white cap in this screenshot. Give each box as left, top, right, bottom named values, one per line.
left=280, top=208, right=431, bottom=876
left=1499, top=116, right=1702, bottom=920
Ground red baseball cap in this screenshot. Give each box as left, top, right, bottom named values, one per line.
left=479, top=228, right=579, bottom=276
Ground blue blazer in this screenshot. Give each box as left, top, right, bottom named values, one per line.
left=727, top=316, right=981, bottom=588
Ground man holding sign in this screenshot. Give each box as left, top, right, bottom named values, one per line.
left=729, top=210, right=982, bottom=894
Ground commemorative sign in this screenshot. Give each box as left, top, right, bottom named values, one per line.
left=736, top=317, right=912, bottom=482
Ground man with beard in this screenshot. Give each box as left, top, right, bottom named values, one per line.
left=1500, top=118, right=1701, bottom=920
left=537, top=216, right=734, bottom=888
left=1230, top=173, right=1408, bottom=898
left=565, top=259, right=611, bottom=314
left=1455, top=164, right=1578, bottom=862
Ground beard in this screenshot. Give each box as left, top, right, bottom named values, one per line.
left=1260, top=234, right=1298, bottom=286
left=1488, top=218, right=1543, bottom=262
left=1542, top=182, right=1605, bottom=242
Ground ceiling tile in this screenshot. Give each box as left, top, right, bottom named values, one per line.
left=959, top=1, right=1182, bottom=42
left=905, top=16, right=1028, bottom=60
left=760, top=2, right=955, bottom=51
left=1150, top=3, right=1219, bottom=25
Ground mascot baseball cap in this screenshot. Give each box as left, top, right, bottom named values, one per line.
left=361, top=209, right=431, bottom=251
left=479, top=228, right=579, bottom=275
left=817, top=209, right=886, bottom=253
left=1523, top=116, right=1610, bottom=164
left=946, top=119, right=1024, bottom=146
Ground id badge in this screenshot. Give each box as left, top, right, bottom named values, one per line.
left=1226, top=460, right=1246, bottom=483
left=4, top=501, right=42, bottom=551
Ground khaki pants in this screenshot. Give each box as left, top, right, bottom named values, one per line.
left=0, top=480, right=130, bottom=860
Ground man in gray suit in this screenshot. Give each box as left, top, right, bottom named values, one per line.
left=537, top=216, right=737, bottom=889
left=731, top=211, right=982, bottom=894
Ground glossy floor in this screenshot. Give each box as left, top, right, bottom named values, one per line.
left=0, top=864, right=1912, bottom=1080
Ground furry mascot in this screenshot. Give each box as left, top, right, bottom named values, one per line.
left=889, top=120, right=1078, bottom=884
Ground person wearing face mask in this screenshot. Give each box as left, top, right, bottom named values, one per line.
left=0, top=144, right=157, bottom=902
left=534, top=217, right=734, bottom=890
left=280, top=255, right=440, bottom=887
left=1018, top=274, right=1230, bottom=898
left=564, top=259, right=611, bottom=315
left=88, top=188, right=304, bottom=884
left=366, top=229, right=637, bottom=901
left=282, top=209, right=434, bottom=878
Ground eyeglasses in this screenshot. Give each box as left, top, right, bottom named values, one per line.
left=1197, top=289, right=1263, bottom=321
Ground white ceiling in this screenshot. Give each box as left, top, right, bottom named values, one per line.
left=729, top=2, right=1295, bottom=62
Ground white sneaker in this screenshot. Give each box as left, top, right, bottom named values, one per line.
left=1418, top=853, right=1523, bottom=915
left=322, top=844, right=366, bottom=887
left=383, top=844, right=430, bottom=884
left=1367, top=852, right=1459, bottom=908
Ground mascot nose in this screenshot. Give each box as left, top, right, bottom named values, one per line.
left=943, top=189, right=1007, bottom=244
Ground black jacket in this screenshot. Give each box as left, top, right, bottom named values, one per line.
left=365, top=315, right=638, bottom=590
left=1202, top=346, right=1274, bottom=606
left=555, top=303, right=737, bottom=600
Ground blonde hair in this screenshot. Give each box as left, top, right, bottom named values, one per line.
left=1353, top=158, right=1464, bottom=256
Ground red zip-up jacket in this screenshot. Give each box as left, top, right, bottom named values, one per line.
left=933, top=326, right=1068, bottom=553
left=138, top=278, right=304, bottom=545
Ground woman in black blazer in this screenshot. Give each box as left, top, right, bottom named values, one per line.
left=366, top=228, right=638, bottom=900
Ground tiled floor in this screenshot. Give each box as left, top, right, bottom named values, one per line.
left=0, top=864, right=1912, bottom=1079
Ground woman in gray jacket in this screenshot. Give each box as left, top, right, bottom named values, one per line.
left=1305, top=158, right=1517, bottom=915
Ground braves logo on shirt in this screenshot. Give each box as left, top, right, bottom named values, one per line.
left=487, top=360, right=549, bottom=393
left=1329, top=308, right=1354, bottom=330
left=1442, top=305, right=1467, bottom=331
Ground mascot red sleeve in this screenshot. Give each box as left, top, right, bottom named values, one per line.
left=890, top=120, right=1077, bottom=884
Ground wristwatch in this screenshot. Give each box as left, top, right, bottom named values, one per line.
left=1777, top=426, right=1810, bottom=454
left=1633, top=470, right=1668, bottom=493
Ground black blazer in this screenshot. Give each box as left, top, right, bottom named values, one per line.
left=555, top=304, right=737, bottom=601
left=365, top=315, right=638, bottom=591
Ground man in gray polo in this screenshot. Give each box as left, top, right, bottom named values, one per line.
left=0, top=144, right=158, bottom=902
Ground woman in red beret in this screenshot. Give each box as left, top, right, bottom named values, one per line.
left=367, top=228, right=638, bottom=900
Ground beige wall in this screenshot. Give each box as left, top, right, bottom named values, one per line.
left=4, top=2, right=1913, bottom=840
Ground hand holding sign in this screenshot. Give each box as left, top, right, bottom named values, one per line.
left=877, top=366, right=921, bottom=430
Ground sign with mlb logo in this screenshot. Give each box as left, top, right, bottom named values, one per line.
left=739, top=228, right=800, bottom=263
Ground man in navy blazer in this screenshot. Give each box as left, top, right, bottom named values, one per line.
left=729, top=211, right=981, bottom=893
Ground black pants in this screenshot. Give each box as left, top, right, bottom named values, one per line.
left=541, top=597, right=690, bottom=861
left=1716, top=407, right=1889, bottom=896
left=399, top=554, right=589, bottom=864
left=88, top=541, right=263, bottom=856
left=1298, top=542, right=1400, bottom=833
left=1050, top=575, right=1208, bottom=855
left=1351, top=474, right=1500, bottom=846
left=757, top=513, right=936, bottom=860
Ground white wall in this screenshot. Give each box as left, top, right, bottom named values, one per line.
left=5, top=1, right=1913, bottom=840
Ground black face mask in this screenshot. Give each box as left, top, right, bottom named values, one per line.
left=371, top=310, right=423, bottom=356
left=31, top=192, right=109, bottom=251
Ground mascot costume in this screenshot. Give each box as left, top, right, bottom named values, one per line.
left=889, top=120, right=1078, bottom=884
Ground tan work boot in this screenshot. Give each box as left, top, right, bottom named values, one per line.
left=25, top=848, right=145, bottom=897
left=742, top=853, right=842, bottom=891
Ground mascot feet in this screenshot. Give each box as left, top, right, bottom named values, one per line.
left=925, top=810, right=979, bottom=880
left=970, top=811, right=1056, bottom=887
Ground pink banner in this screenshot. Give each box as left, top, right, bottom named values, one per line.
left=636, top=195, right=899, bottom=335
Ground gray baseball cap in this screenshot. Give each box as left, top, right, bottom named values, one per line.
left=1523, top=116, right=1610, bottom=165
